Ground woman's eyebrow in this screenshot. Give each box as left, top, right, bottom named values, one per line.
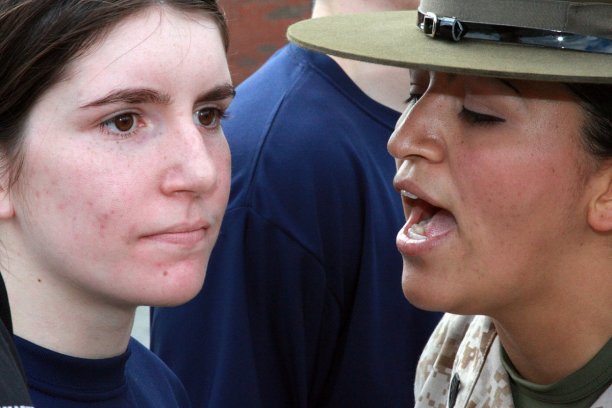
left=81, top=88, right=171, bottom=108
left=498, top=79, right=521, bottom=95
left=450, top=73, right=521, bottom=96
left=196, top=83, right=236, bottom=103
left=80, top=83, right=235, bottom=109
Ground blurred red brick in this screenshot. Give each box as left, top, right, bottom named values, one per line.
left=219, top=0, right=312, bottom=85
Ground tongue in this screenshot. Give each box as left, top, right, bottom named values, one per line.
left=423, top=209, right=456, bottom=238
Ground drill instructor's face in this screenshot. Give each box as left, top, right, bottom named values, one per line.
left=389, top=71, right=594, bottom=315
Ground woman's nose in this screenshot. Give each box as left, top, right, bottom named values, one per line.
left=160, top=122, right=225, bottom=198
left=387, top=95, right=446, bottom=164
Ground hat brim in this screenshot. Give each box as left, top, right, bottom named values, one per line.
left=287, top=11, right=612, bottom=84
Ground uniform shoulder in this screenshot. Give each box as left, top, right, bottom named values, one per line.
left=414, top=314, right=493, bottom=405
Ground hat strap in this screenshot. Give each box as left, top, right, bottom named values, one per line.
left=417, top=11, right=612, bottom=55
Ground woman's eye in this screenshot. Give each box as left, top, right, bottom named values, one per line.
left=101, top=113, right=139, bottom=135
left=195, top=108, right=225, bottom=129
left=459, top=108, right=505, bottom=125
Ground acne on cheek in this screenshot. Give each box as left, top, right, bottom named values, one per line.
left=95, top=208, right=116, bottom=236
left=29, top=164, right=56, bottom=195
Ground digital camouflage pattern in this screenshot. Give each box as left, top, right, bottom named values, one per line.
left=415, top=314, right=612, bottom=408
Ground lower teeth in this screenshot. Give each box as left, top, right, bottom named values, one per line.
left=408, top=229, right=426, bottom=241
left=408, top=219, right=429, bottom=240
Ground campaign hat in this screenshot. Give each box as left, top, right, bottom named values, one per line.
left=288, top=0, right=612, bottom=83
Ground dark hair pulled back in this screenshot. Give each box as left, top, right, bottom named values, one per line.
left=566, top=84, right=612, bottom=165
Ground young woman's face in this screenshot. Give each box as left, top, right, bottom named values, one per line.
left=389, top=71, right=594, bottom=316
left=10, top=7, right=232, bottom=307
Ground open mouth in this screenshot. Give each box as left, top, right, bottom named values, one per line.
left=401, top=190, right=454, bottom=242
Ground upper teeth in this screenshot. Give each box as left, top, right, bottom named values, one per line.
left=401, top=190, right=418, bottom=200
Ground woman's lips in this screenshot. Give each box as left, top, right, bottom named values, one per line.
left=143, top=228, right=207, bottom=247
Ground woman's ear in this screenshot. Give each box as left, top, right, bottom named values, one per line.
left=0, top=175, right=15, bottom=220
left=587, top=164, right=612, bottom=233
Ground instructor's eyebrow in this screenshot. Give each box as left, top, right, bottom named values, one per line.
left=447, top=74, right=521, bottom=96
left=498, top=79, right=521, bottom=95
left=81, top=88, right=171, bottom=108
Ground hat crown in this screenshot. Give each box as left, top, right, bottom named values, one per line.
left=420, top=0, right=612, bottom=39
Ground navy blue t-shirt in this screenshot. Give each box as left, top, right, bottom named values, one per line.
left=151, top=44, right=440, bottom=408
left=15, top=336, right=191, bottom=407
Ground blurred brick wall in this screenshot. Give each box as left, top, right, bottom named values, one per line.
left=219, top=0, right=312, bottom=85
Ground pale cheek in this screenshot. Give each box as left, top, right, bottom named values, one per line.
left=29, top=158, right=125, bottom=241
left=26, top=162, right=71, bottom=212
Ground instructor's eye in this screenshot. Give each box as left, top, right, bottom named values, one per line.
left=460, top=108, right=505, bottom=125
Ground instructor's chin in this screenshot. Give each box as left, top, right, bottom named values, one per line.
left=400, top=263, right=436, bottom=312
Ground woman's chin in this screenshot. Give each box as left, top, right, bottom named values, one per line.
left=401, top=270, right=455, bottom=314
left=401, top=285, right=442, bottom=313
left=401, top=265, right=439, bottom=311
left=141, top=268, right=207, bottom=307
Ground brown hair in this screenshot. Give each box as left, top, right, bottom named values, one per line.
left=566, top=84, right=612, bottom=164
left=0, top=0, right=229, bottom=188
